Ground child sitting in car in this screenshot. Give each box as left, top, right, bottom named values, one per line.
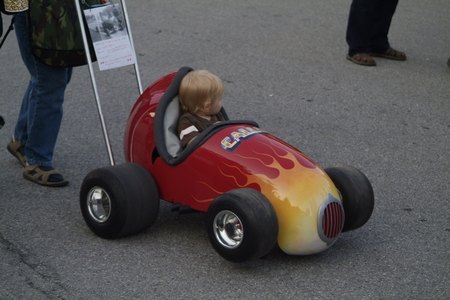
left=177, top=70, right=226, bottom=148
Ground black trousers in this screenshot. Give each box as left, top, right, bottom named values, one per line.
left=346, top=0, right=399, bottom=55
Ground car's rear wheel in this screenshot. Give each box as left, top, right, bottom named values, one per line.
left=80, top=163, right=160, bottom=239
left=325, top=166, right=374, bottom=232
left=206, top=188, right=278, bottom=262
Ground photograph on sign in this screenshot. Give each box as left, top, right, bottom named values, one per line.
left=84, top=2, right=136, bottom=71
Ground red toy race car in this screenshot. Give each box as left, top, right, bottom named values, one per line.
left=80, top=66, right=374, bottom=262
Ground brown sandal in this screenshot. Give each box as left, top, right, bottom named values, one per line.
left=372, top=47, right=407, bottom=61
left=23, top=165, right=69, bottom=187
left=346, top=53, right=376, bottom=66
left=7, top=138, right=27, bottom=167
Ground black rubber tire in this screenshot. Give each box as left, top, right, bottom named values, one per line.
left=79, top=163, right=160, bottom=239
left=325, top=166, right=374, bottom=232
left=206, top=188, right=278, bottom=262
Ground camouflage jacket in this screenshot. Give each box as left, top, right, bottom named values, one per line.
left=29, top=0, right=101, bottom=67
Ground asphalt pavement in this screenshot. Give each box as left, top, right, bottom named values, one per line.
left=1, top=0, right=449, bottom=299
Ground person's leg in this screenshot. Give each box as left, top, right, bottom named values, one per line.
left=12, top=12, right=72, bottom=186
left=13, top=12, right=31, bottom=146
left=9, top=12, right=32, bottom=167
left=370, top=0, right=399, bottom=53
left=23, top=63, right=72, bottom=167
left=346, top=0, right=376, bottom=56
left=14, top=12, right=72, bottom=168
left=13, top=84, right=32, bottom=143
left=345, top=0, right=378, bottom=66
left=369, top=0, right=406, bottom=61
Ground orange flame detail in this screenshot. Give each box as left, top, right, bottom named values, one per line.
left=194, top=137, right=339, bottom=254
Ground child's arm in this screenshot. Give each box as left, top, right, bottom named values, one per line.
left=178, top=114, right=200, bottom=148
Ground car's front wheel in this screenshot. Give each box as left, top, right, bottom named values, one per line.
left=325, top=166, right=374, bottom=232
left=79, top=163, right=160, bottom=239
left=206, top=188, right=278, bottom=262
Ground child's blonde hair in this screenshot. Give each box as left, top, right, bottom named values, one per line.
left=179, top=70, right=224, bottom=114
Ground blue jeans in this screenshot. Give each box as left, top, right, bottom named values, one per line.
left=14, top=12, right=73, bottom=167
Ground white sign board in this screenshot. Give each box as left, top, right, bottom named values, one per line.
left=83, top=3, right=136, bottom=71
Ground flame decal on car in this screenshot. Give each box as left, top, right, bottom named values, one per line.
left=194, top=138, right=340, bottom=254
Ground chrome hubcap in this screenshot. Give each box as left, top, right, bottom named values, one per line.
left=213, top=210, right=244, bottom=249
left=87, top=187, right=111, bottom=223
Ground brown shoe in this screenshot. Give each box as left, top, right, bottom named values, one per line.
left=7, top=138, right=27, bottom=167
left=346, top=53, right=376, bottom=66
left=372, top=47, right=407, bottom=61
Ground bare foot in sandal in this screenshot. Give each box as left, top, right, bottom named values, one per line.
left=346, top=53, right=376, bottom=66
left=23, top=165, right=69, bottom=187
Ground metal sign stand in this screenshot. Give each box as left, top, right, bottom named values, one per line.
left=74, top=0, right=143, bottom=166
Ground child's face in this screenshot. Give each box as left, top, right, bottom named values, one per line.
left=205, top=97, right=222, bottom=115
left=210, top=97, right=222, bottom=114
